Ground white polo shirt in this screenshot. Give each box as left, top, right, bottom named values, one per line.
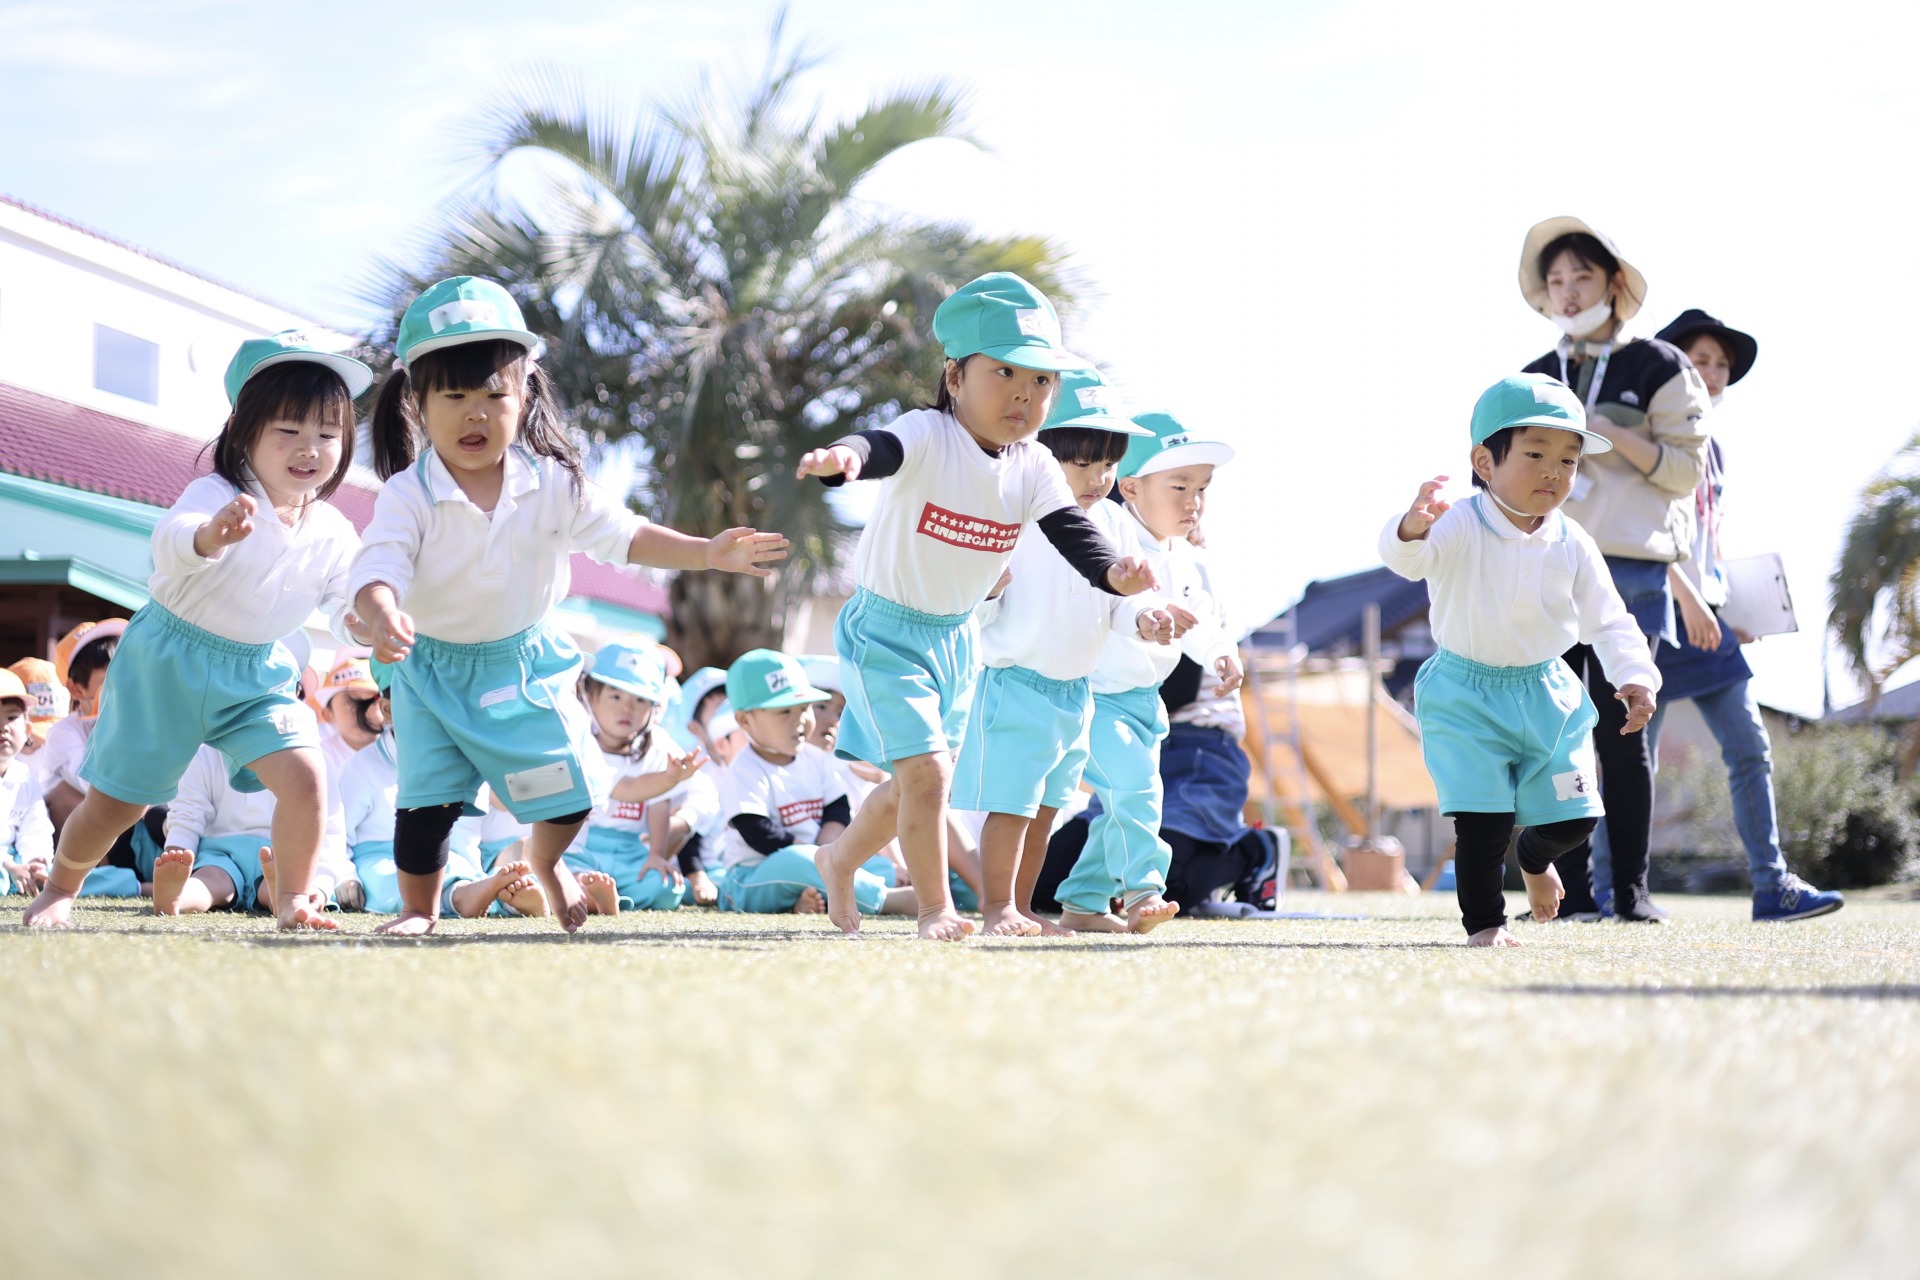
left=0, top=758, right=53, bottom=863
left=151, top=474, right=360, bottom=644
left=349, top=448, right=645, bottom=644
left=1091, top=505, right=1238, bottom=696
left=718, top=742, right=848, bottom=871
left=977, top=499, right=1153, bottom=682
left=1379, top=492, right=1660, bottom=690
left=850, top=410, right=1078, bottom=617
left=338, top=733, right=485, bottom=860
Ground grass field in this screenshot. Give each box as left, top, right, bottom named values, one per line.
left=3, top=891, right=1917, bottom=1280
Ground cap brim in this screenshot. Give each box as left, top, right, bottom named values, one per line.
left=1132, top=441, right=1236, bottom=476
left=400, top=329, right=545, bottom=366
left=1505, top=415, right=1615, bottom=454
left=1661, top=323, right=1758, bottom=384
left=974, top=343, right=1095, bottom=373
left=1043, top=410, right=1156, bottom=437
left=1519, top=216, right=1648, bottom=324
left=591, top=673, right=666, bottom=703
left=316, top=680, right=379, bottom=706
left=248, top=351, right=374, bottom=398
left=744, top=686, right=832, bottom=711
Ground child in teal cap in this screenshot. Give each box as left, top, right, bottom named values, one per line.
left=349, top=277, right=791, bottom=936
left=1381, top=373, right=1658, bottom=946
left=714, top=650, right=915, bottom=919
left=794, top=272, right=1157, bottom=940
left=27, top=332, right=375, bottom=932
left=1053, top=410, right=1245, bottom=934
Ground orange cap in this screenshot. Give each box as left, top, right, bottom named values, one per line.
left=54, top=618, right=129, bottom=686
left=317, top=654, right=379, bottom=707
left=0, top=668, right=27, bottom=706
left=6, top=657, right=68, bottom=722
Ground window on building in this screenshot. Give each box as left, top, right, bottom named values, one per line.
left=94, top=325, right=159, bottom=404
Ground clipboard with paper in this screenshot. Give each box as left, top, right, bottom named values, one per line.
left=1717, top=553, right=1798, bottom=638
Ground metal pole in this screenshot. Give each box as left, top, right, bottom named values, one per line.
left=1363, top=602, right=1380, bottom=843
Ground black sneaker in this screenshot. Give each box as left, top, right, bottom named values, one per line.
left=1614, top=888, right=1669, bottom=922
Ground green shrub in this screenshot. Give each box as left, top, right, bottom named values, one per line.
left=1680, top=724, right=1919, bottom=888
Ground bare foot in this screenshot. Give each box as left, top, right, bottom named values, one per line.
left=23, top=886, right=77, bottom=929
left=152, top=848, right=196, bottom=916
left=1467, top=926, right=1522, bottom=947
left=814, top=841, right=862, bottom=936
left=450, top=860, right=532, bottom=919
left=1058, top=908, right=1128, bottom=933
left=530, top=857, right=590, bottom=934
left=981, top=903, right=1042, bottom=937
left=791, top=886, right=826, bottom=914
left=689, top=868, right=718, bottom=908
left=1523, top=864, right=1565, bottom=922
left=579, top=870, right=620, bottom=917
left=916, top=908, right=977, bottom=942
left=276, top=896, right=340, bottom=932
left=260, top=846, right=326, bottom=919
left=1019, top=907, right=1077, bottom=936
left=375, top=911, right=437, bottom=936
left=500, top=873, right=549, bottom=917
left=1126, top=895, right=1179, bottom=934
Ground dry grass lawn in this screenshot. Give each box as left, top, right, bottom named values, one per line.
left=3, top=891, right=1917, bottom=1279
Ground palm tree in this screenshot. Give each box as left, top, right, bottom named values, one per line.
left=362, top=12, right=1081, bottom=669
left=1830, top=430, right=1920, bottom=711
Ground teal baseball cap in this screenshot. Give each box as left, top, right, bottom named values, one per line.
left=587, top=641, right=670, bottom=703
left=676, top=666, right=728, bottom=726
left=726, top=649, right=832, bottom=713
left=396, top=276, right=542, bottom=367
left=1470, top=374, right=1613, bottom=453
left=224, top=330, right=373, bottom=406
left=1041, top=367, right=1154, bottom=436
left=1119, top=411, right=1235, bottom=479
left=932, top=273, right=1092, bottom=373
left=797, top=653, right=844, bottom=695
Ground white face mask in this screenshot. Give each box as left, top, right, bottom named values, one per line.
left=1552, top=297, right=1613, bottom=338
left=1709, top=391, right=1724, bottom=408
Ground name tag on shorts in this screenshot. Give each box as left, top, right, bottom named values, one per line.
left=479, top=685, right=521, bottom=710
left=505, top=760, right=574, bottom=803
left=1553, top=770, right=1594, bottom=802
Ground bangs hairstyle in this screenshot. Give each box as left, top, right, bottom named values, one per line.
left=1538, top=232, right=1621, bottom=284
left=369, top=338, right=583, bottom=497
left=208, top=362, right=358, bottom=501
left=1039, top=425, right=1130, bottom=467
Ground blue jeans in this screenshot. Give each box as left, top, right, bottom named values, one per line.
left=1605, top=677, right=1786, bottom=894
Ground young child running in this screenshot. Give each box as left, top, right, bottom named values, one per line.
left=1054, top=412, right=1243, bottom=934
left=949, top=367, right=1177, bottom=936
left=25, top=332, right=373, bottom=930
left=0, top=669, right=54, bottom=896
left=715, top=650, right=912, bottom=918
left=1381, top=374, right=1659, bottom=946
left=349, top=277, right=787, bottom=935
left=795, top=273, right=1156, bottom=940
left=564, top=640, right=708, bottom=913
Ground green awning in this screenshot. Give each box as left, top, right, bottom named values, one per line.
left=0, top=554, right=150, bottom=611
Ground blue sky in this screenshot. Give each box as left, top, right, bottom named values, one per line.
left=6, top=0, right=1917, bottom=715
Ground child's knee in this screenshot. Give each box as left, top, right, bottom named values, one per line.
left=892, top=752, right=951, bottom=800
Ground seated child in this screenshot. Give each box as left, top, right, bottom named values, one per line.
left=1380, top=373, right=1658, bottom=946
left=337, top=671, right=544, bottom=919
left=314, top=652, right=384, bottom=784
left=7, top=656, right=68, bottom=802
left=0, top=669, right=55, bottom=895
left=40, top=619, right=127, bottom=831
left=563, top=641, right=711, bottom=913
left=716, top=650, right=915, bottom=918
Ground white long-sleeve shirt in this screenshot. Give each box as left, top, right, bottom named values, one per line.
left=976, top=499, right=1152, bottom=682
left=348, top=447, right=645, bottom=644
left=150, top=474, right=360, bottom=644
left=164, top=744, right=354, bottom=892
left=0, top=759, right=53, bottom=863
left=1090, top=505, right=1236, bottom=696
left=1169, top=555, right=1247, bottom=735
left=337, top=732, right=484, bottom=859
left=1379, top=492, right=1661, bottom=691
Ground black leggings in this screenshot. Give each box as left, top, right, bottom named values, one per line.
left=393, top=805, right=589, bottom=875
left=1451, top=812, right=1598, bottom=935
left=1558, top=643, right=1656, bottom=910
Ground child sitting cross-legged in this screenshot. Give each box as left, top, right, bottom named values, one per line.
left=716, top=650, right=916, bottom=919
left=1381, top=374, right=1659, bottom=946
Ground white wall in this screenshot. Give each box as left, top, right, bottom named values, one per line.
left=0, top=200, right=352, bottom=441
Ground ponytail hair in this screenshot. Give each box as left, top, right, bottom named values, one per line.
left=369, top=338, right=585, bottom=499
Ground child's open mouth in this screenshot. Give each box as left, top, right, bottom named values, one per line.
left=289, top=465, right=317, bottom=480
left=458, top=432, right=490, bottom=452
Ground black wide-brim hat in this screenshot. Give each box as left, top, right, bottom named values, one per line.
left=1655, top=308, right=1758, bottom=384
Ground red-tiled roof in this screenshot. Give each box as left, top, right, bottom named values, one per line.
left=0, top=380, right=667, bottom=617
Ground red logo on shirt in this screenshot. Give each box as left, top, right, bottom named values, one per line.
left=917, top=503, right=1021, bottom=553
left=777, top=797, right=824, bottom=828
left=608, top=799, right=647, bottom=822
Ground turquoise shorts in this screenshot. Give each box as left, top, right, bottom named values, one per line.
left=389, top=623, right=604, bottom=823
left=861, top=855, right=978, bottom=912
left=349, top=837, right=510, bottom=916
left=564, top=824, right=686, bottom=911
left=720, top=845, right=888, bottom=915
left=81, top=605, right=317, bottom=805
left=1413, top=649, right=1605, bottom=827
left=834, top=590, right=977, bottom=769
left=950, top=664, right=1092, bottom=818
left=193, top=834, right=268, bottom=912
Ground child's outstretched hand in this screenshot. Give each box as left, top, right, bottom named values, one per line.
left=193, top=494, right=258, bottom=558
left=1214, top=653, right=1245, bottom=696
left=662, top=749, right=707, bottom=786
left=794, top=445, right=862, bottom=483
left=1167, top=604, right=1198, bottom=638
left=1136, top=608, right=1177, bottom=645
left=1397, top=476, right=1451, bottom=542
left=707, top=529, right=790, bottom=578
left=366, top=604, right=416, bottom=664
left=1104, top=556, right=1159, bottom=596
left=1616, top=684, right=1656, bottom=734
